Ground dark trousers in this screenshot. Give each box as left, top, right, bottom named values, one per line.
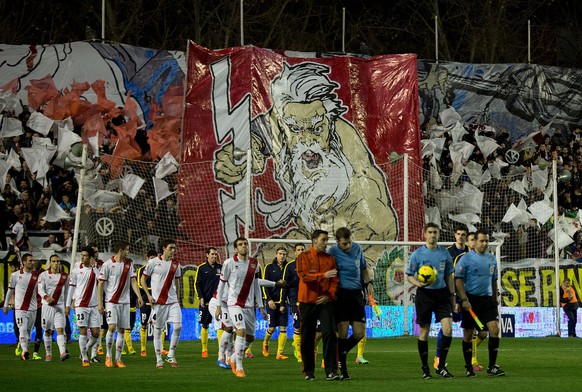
left=563, top=304, right=579, bottom=337
left=299, top=301, right=336, bottom=375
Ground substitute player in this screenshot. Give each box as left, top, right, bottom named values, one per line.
left=38, top=254, right=69, bottom=361
left=455, top=230, right=506, bottom=377
left=98, top=240, right=143, bottom=368
left=282, top=243, right=305, bottom=362
left=262, top=246, right=289, bottom=359
left=195, top=247, right=222, bottom=358
left=406, top=223, right=455, bottom=379
left=140, top=239, right=182, bottom=369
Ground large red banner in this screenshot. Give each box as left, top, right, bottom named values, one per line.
left=179, top=42, right=420, bottom=261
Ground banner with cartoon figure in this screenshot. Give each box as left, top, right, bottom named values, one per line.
left=180, top=42, right=421, bottom=260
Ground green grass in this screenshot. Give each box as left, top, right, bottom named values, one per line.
left=0, top=337, right=578, bottom=391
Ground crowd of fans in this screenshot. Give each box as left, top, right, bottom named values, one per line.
left=421, top=119, right=582, bottom=262
left=2, top=95, right=582, bottom=263
left=0, top=105, right=179, bottom=255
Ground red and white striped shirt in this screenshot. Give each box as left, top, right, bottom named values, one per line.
left=67, top=264, right=98, bottom=308
left=142, top=257, right=181, bottom=305
left=98, top=257, right=136, bottom=304
left=7, top=269, right=39, bottom=311
left=38, top=269, right=69, bottom=306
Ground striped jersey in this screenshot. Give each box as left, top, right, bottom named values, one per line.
left=98, top=257, right=136, bottom=304
left=142, top=256, right=181, bottom=305
left=8, top=269, right=39, bottom=311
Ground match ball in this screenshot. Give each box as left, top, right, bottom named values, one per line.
left=418, top=265, right=437, bottom=285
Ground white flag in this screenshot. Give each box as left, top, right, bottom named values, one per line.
left=155, top=152, right=179, bottom=179
left=153, top=177, right=174, bottom=204
left=26, top=111, right=54, bottom=136
left=45, top=197, right=72, bottom=222
left=0, top=116, right=24, bottom=137
left=121, top=174, right=145, bottom=199
left=57, top=128, right=82, bottom=158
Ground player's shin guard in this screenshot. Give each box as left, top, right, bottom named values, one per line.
left=105, top=331, right=115, bottom=357
left=488, top=337, right=500, bottom=369
left=234, top=335, right=245, bottom=370
left=44, top=334, right=52, bottom=356
left=277, top=331, right=287, bottom=355
left=140, top=328, right=147, bottom=352
left=462, top=340, right=472, bottom=366
left=201, top=327, right=208, bottom=353
left=168, top=323, right=181, bottom=358
left=79, top=335, right=88, bottom=360
left=357, top=335, right=366, bottom=357
left=153, top=328, right=163, bottom=362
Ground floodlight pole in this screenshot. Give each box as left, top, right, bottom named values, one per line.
left=101, top=0, right=105, bottom=42
left=342, top=8, right=346, bottom=53
left=240, top=0, right=245, bottom=46
left=70, top=144, right=88, bottom=269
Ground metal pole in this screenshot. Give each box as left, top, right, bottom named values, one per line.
left=244, top=148, right=252, bottom=239
left=553, top=162, right=562, bottom=337
left=435, top=15, right=439, bottom=64
left=240, top=0, right=244, bottom=46
left=403, top=153, right=410, bottom=335
left=342, top=7, right=346, bottom=53
left=528, top=20, right=531, bottom=64
left=101, top=0, right=105, bottom=42
left=496, top=242, right=503, bottom=338
left=70, top=144, right=88, bottom=269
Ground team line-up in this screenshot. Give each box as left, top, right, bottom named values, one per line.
left=3, top=224, right=508, bottom=380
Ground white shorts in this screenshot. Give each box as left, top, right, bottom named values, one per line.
left=75, top=306, right=101, bottom=328
left=149, top=303, right=182, bottom=328
left=208, top=298, right=231, bottom=329
left=228, top=306, right=256, bottom=335
left=105, top=303, right=130, bottom=329
left=15, top=310, right=36, bottom=335
left=42, top=305, right=66, bottom=331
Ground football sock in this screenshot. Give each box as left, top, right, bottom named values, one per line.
left=472, top=333, right=485, bottom=364
left=277, top=331, right=287, bottom=354
left=44, top=334, right=52, bottom=356
left=462, top=340, right=472, bottom=366
left=345, top=335, right=359, bottom=353
left=105, top=331, right=114, bottom=357
left=201, top=327, right=209, bottom=352
left=418, top=339, right=429, bottom=367
left=435, top=329, right=443, bottom=357
left=153, top=328, right=163, bottom=362
left=357, top=335, right=366, bottom=357
left=56, top=334, right=67, bottom=355
left=235, top=335, right=244, bottom=370
left=438, top=335, right=452, bottom=368
left=293, top=331, right=301, bottom=354
left=264, top=329, right=273, bottom=344
left=124, top=330, right=133, bottom=352
left=219, top=330, right=232, bottom=361
left=161, top=329, right=166, bottom=351
left=488, top=337, right=500, bottom=368
left=79, top=335, right=88, bottom=360
left=245, top=342, right=253, bottom=354
left=168, top=323, right=181, bottom=358
left=115, top=333, right=125, bottom=361
left=140, top=328, right=147, bottom=351
left=217, top=329, right=223, bottom=352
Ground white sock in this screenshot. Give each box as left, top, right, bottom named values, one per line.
left=154, top=328, right=163, bottom=362
left=56, top=335, right=67, bottom=356
left=115, top=333, right=125, bottom=361
left=235, top=335, right=245, bottom=370
left=168, top=324, right=181, bottom=358
left=219, top=331, right=232, bottom=361
left=44, top=334, right=52, bottom=356
left=105, top=331, right=114, bottom=358
left=79, top=335, right=88, bottom=360
left=90, top=334, right=99, bottom=358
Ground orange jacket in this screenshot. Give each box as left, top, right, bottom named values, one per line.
left=296, top=246, right=338, bottom=304
left=560, top=284, right=578, bottom=306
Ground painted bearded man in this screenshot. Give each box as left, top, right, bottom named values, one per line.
left=214, top=62, right=397, bottom=279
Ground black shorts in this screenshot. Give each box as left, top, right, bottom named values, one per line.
left=415, top=287, right=453, bottom=325
left=335, top=288, right=366, bottom=323
left=460, top=294, right=498, bottom=330
left=289, top=304, right=300, bottom=330
left=140, top=304, right=152, bottom=329
left=267, top=305, right=288, bottom=328
left=199, top=305, right=213, bottom=327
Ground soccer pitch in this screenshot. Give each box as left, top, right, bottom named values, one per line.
left=1, top=337, right=577, bottom=391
